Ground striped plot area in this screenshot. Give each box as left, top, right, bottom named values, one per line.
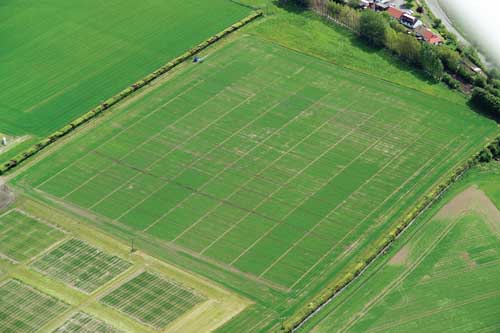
left=19, top=36, right=498, bottom=291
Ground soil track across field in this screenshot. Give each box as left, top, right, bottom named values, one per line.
left=0, top=184, right=14, bottom=211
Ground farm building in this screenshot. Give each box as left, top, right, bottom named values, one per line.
left=400, top=13, right=422, bottom=29
left=415, top=26, right=443, bottom=45
left=387, top=6, right=404, bottom=20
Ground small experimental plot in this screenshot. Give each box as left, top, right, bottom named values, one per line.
left=52, top=312, right=121, bottom=333
left=0, top=210, right=65, bottom=262
left=0, top=279, right=68, bottom=333
left=31, top=238, right=132, bottom=293
left=308, top=186, right=500, bottom=332
left=18, top=36, right=498, bottom=292
left=0, top=0, right=249, bottom=137
left=101, top=271, right=206, bottom=329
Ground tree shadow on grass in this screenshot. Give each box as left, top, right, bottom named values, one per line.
left=312, top=12, right=439, bottom=86
left=467, top=100, right=500, bottom=123
left=273, top=0, right=308, bottom=14
left=271, top=0, right=450, bottom=93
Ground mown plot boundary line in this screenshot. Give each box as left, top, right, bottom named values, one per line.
left=259, top=127, right=431, bottom=279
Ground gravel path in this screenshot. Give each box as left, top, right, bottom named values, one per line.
left=424, top=0, right=469, bottom=45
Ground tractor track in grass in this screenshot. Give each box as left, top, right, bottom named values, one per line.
left=0, top=183, right=14, bottom=211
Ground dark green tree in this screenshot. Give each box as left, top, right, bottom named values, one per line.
left=359, top=11, right=388, bottom=48
left=436, top=47, right=461, bottom=73
left=471, top=87, right=500, bottom=119
left=285, top=0, right=311, bottom=7
left=421, top=44, right=444, bottom=81
left=393, top=32, right=421, bottom=64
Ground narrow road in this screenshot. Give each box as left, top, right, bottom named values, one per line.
left=424, top=0, right=491, bottom=67
left=424, top=0, right=469, bottom=45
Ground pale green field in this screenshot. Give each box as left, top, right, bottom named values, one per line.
left=304, top=165, right=500, bottom=332
left=0, top=279, right=69, bottom=333
left=101, top=271, right=206, bottom=329
left=0, top=210, right=65, bottom=262
left=52, top=312, right=121, bottom=333
left=31, top=239, right=132, bottom=294
left=0, top=196, right=245, bottom=333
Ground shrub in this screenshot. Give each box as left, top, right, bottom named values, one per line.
left=457, top=65, right=474, bottom=84
left=470, top=87, right=500, bottom=119
left=474, top=75, right=488, bottom=88
left=359, top=11, right=388, bottom=47
left=421, top=44, right=444, bottom=81
left=442, top=73, right=459, bottom=89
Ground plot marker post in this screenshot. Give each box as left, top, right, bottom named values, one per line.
left=131, top=239, right=136, bottom=253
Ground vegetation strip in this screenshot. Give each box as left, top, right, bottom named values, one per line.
left=0, top=11, right=262, bottom=176
left=283, top=135, right=500, bottom=332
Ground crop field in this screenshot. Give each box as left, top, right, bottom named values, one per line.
left=306, top=184, right=500, bottom=332
left=0, top=210, right=65, bottom=262
left=101, top=271, right=206, bottom=329
left=0, top=279, right=69, bottom=333
left=16, top=35, right=498, bottom=295
left=53, top=312, right=121, bottom=333
left=31, top=238, right=132, bottom=293
left=0, top=0, right=249, bottom=137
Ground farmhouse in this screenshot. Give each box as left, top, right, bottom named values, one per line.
left=415, top=26, right=443, bottom=45
left=374, top=3, right=389, bottom=11
left=387, top=6, right=404, bottom=20
left=384, top=6, right=423, bottom=29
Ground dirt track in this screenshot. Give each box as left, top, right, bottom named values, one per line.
left=0, top=183, right=14, bottom=211
left=435, top=185, right=500, bottom=235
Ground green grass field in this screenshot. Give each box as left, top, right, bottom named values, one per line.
left=0, top=279, right=69, bottom=333
left=242, top=1, right=465, bottom=104
left=101, top=271, right=206, bottom=329
left=52, top=312, right=121, bottom=333
left=6, top=2, right=500, bottom=330
left=15, top=34, right=497, bottom=296
left=303, top=165, right=500, bottom=332
left=31, top=239, right=132, bottom=293
left=0, top=210, right=65, bottom=262
left=0, top=0, right=248, bottom=137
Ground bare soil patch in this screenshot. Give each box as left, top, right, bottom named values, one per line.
left=461, top=252, right=477, bottom=269
left=0, top=183, right=14, bottom=211
left=435, top=185, right=500, bottom=236
left=389, top=245, right=410, bottom=266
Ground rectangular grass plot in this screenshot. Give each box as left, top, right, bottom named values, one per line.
left=101, top=271, right=206, bottom=329
left=0, top=279, right=69, bottom=333
left=31, top=239, right=132, bottom=293
left=0, top=210, right=65, bottom=262
left=52, top=312, right=121, bottom=333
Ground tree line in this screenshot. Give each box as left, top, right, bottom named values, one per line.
left=285, top=0, right=500, bottom=120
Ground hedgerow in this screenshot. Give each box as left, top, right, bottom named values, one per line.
left=282, top=134, right=500, bottom=332
left=0, top=11, right=262, bottom=176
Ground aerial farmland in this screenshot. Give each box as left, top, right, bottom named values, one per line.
left=1, top=0, right=499, bottom=332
